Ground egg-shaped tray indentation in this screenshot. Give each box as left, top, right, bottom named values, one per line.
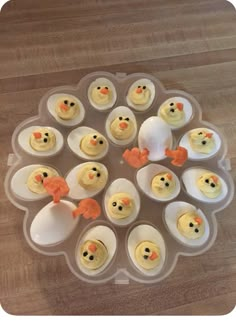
left=67, top=126, right=109, bottom=160
left=164, top=201, right=210, bottom=248
left=75, top=225, right=117, bottom=276
left=127, top=224, right=166, bottom=276
left=47, top=93, right=85, bottom=127
left=18, top=126, right=64, bottom=157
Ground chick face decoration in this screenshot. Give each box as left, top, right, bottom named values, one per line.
left=110, top=116, right=135, bottom=140
left=80, top=239, right=108, bottom=270
left=55, top=96, right=80, bottom=120
left=197, top=173, right=222, bottom=198
left=80, top=132, right=108, bottom=157
left=129, top=84, right=151, bottom=106
left=177, top=212, right=205, bottom=240
left=108, top=193, right=134, bottom=219
left=189, top=129, right=215, bottom=154
left=77, top=162, right=108, bottom=191
left=91, top=85, right=113, bottom=106
left=30, top=128, right=56, bottom=152
left=135, top=241, right=161, bottom=270
left=27, top=167, right=59, bottom=194
left=160, top=101, right=185, bottom=127
left=151, top=172, right=176, bottom=198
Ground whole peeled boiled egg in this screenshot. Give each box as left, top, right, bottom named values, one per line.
left=138, top=116, right=173, bottom=161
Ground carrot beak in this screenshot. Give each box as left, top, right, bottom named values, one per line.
left=119, top=122, right=128, bottom=129
left=88, top=173, right=94, bottom=180
left=194, top=217, right=202, bottom=225
left=90, top=139, right=97, bottom=146
left=211, top=175, right=218, bottom=184
left=149, top=251, right=158, bottom=260
left=205, top=132, right=213, bottom=139
left=33, top=132, right=42, bottom=139
left=100, top=87, right=109, bottom=95
left=176, top=102, right=184, bottom=111
left=167, top=173, right=172, bottom=180
left=88, top=243, right=97, bottom=252
left=136, top=88, right=142, bottom=94
left=59, top=103, right=69, bottom=111
left=35, top=174, right=43, bottom=182
left=121, top=198, right=130, bottom=206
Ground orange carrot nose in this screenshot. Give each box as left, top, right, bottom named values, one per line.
left=194, top=217, right=202, bottom=225
left=90, top=139, right=97, bottom=146
left=59, top=103, right=69, bottom=111
left=149, top=251, right=158, bottom=261
left=176, top=102, right=184, bottom=111
left=121, top=198, right=130, bottom=206
left=211, top=175, right=218, bottom=184
left=88, top=173, right=94, bottom=180
left=205, top=132, right=213, bottom=139
left=119, top=122, right=128, bottom=129
left=167, top=173, right=173, bottom=180
left=88, top=243, right=97, bottom=253
left=136, top=87, right=143, bottom=94
left=33, top=132, right=42, bottom=139
left=35, top=174, right=43, bottom=182
left=100, top=87, right=109, bottom=95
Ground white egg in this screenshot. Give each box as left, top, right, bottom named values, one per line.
left=30, top=200, right=79, bottom=246
left=47, top=93, right=85, bottom=127
left=104, top=178, right=140, bottom=226
left=164, top=201, right=210, bottom=247
left=127, top=224, right=166, bottom=276
left=138, top=116, right=173, bottom=161
left=136, top=164, right=180, bottom=202
left=126, top=78, right=156, bottom=111
left=18, top=126, right=64, bottom=157
left=65, top=162, right=108, bottom=200
left=158, top=96, right=193, bottom=129
left=88, top=78, right=117, bottom=111
left=105, top=106, right=137, bottom=146
left=67, top=126, right=109, bottom=160
left=10, top=164, right=60, bottom=201
left=75, top=225, right=117, bottom=276
left=182, top=168, right=228, bottom=203
left=179, top=127, right=221, bottom=160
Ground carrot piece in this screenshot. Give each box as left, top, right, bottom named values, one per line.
left=165, top=146, right=188, bottom=167
left=73, top=198, right=101, bottom=220
left=122, top=147, right=149, bottom=169
left=43, top=177, right=70, bottom=203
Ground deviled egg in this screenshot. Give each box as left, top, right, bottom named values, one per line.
left=88, top=78, right=117, bottom=111
left=126, top=79, right=155, bottom=111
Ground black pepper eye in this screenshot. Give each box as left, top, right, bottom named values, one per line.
left=138, top=85, right=141, bottom=88
left=170, top=103, right=174, bottom=106
left=112, top=202, right=117, bottom=207
left=170, top=108, right=175, bottom=113
left=119, top=116, right=123, bottom=120
left=189, top=222, right=194, bottom=227
left=89, top=255, right=94, bottom=261
left=99, top=140, right=103, bottom=144
left=105, top=86, right=108, bottom=90
left=165, top=182, right=169, bottom=187
left=64, top=100, right=68, bottom=105
left=143, top=255, right=148, bottom=259
left=70, top=102, right=75, bottom=107
left=97, top=87, right=101, bottom=90
left=143, top=86, right=146, bottom=90
left=125, top=117, right=129, bottom=121
left=93, top=135, right=97, bottom=139
left=205, top=179, right=209, bottom=184
left=211, top=183, right=216, bottom=188
left=195, top=228, right=199, bottom=233
left=160, top=177, right=165, bottom=181
left=118, top=206, right=123, bottom=211
left=43, top=172, right=48, bottom=177
left=45, top=133, right=49, bottom=136
left=198, top=132, right=203, bottom=135
left=43, top=138, right=48, bottom=143
left=145, top=248, right=150, bottom=252
left=83, top=251, right=88, bottom=257
left=97, top=173, right=101, bottom=177
left=202, top=140, right=207, bottom=145
left=92, top=167, right=97, bottom=171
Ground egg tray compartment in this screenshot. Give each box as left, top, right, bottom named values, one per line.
left=4, top=71, right=234, bottom=284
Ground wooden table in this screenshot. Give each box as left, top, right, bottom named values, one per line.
left=0, top=0, right=236, bottom=315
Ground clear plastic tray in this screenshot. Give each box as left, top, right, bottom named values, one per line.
left=4, top=72, right=234, bottom=284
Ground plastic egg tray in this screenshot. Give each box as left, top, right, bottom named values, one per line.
left=4, top=72, right=234, bottom=284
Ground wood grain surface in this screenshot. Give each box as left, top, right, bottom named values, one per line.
left=0, top=0, right=236, bottom=316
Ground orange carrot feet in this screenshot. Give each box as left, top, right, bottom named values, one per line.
left=165, top=146, right=188, bottom=167
left=122, top=147, right=149, bottom=169
left=73, top=198, right=101, bottom=220
left=43, top=177, right=70, bottom=203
